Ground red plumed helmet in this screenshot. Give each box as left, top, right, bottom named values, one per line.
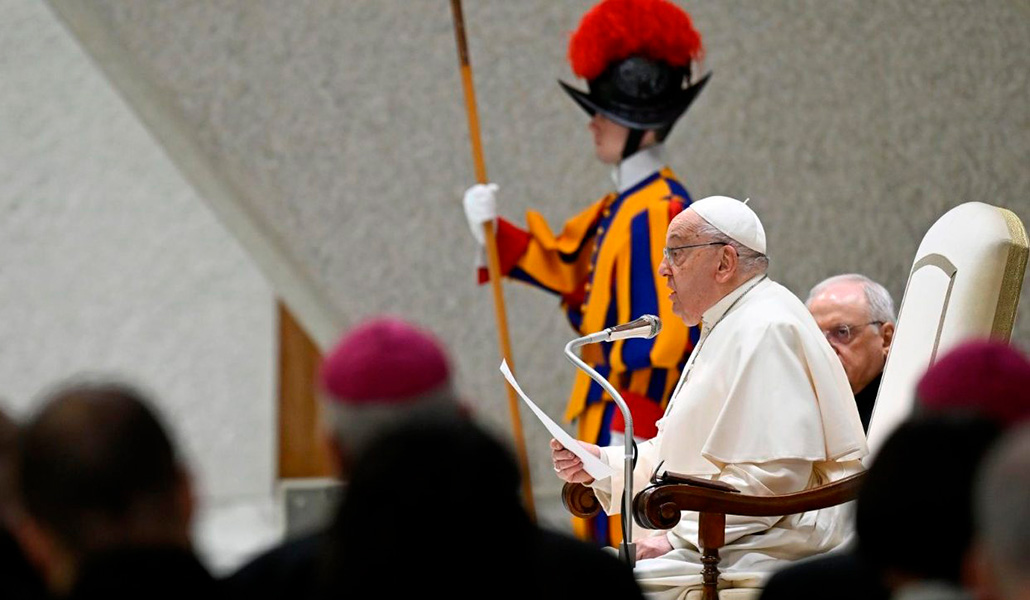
left=559, top=0, right=711, bottom=132
left=569, top=0, right=703, bottom=81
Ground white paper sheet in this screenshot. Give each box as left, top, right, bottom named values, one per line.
left=499, top=360, right=614, bottom=480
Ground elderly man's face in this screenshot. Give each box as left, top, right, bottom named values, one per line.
left=657, top=210, right=721, bottom=326
left=807, top=280, right=893, bottom=394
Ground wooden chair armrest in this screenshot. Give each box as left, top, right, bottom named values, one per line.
left=561, top=482, right=601, bottom=519
left=634, top=471, right=866, bottom=529
left=655, top=470, right=741, bottom=492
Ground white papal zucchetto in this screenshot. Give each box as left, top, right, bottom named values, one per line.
left=690, top=195, right=767, bottom=255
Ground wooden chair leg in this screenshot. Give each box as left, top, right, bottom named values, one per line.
left=699, top=512, right=726, bottom=600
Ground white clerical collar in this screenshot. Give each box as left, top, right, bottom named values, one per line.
left=700, top=273, right=769, bottom=331
left=610, top=144, right=666, bottom=193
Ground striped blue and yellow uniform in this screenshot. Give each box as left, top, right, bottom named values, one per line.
left=483, top=166, right=699, bottom=545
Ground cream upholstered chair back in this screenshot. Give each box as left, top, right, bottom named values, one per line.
left=865, top=202, right=1028, bottom=458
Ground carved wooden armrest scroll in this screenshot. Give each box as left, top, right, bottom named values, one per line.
left=561, top=482, right=601, bottom=519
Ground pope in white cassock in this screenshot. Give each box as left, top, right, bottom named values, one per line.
left=551, top=196, right=869, bottom=600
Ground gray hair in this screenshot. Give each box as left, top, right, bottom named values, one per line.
left=807, top=273, right=896, bottom=325
left=976, top=424, right=1030, bottom=595
left=323, top=384, right=462, bottom=459
left=693, top=217, right=769, bottom=277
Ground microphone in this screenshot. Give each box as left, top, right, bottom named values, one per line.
left=561, top=313, right=662, bottom=569
left=571, top=314, right=662, bottom=345
left=605, top=314, right=662, bottom=342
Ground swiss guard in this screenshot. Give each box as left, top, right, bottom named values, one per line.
left=462, top=0, right=710, bottom=545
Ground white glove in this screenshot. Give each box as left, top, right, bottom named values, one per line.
left=462, top=183, right=499, bottom=246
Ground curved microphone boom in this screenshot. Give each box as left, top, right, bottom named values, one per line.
left=563, top=314, right=661, bottom=568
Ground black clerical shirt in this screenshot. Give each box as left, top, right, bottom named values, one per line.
left=855, top=372, right=882, bottom=433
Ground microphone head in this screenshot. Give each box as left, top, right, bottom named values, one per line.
left=606, top=315, right=662, bottom=342
left=644, top=314, right=662, bottom=339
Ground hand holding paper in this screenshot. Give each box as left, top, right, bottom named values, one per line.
left=550, top=438, right=602, bottom=485
left=499, top=360, right=613, bottom=480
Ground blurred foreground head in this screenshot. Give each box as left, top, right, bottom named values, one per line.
left=323, top=417, right=645, bottom=598
left=856, top=413, right=1000, bottom=589
left=0, top=407, right=17, bottom=522
left=17, top=383, right=192, bottom=594
left=320, top=316, right=465, bottom=471
left=916, top=339, right=1030, bottom=426
left=852, top=341, right=1030, bottom=592
left=975, top=424, right=1030, bottom=600
left=324, top=417, right=522, bottom=594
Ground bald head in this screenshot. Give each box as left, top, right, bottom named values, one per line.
left=806, top=274, right=895, bottom=394
left=807, top=274, right=896, bottom=324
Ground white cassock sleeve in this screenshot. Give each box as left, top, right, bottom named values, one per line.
left=589, top=440, right=658, bottom=516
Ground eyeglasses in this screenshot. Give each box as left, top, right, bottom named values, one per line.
left=823, top=321, right=883, bottom=345
left=662, top=242, right=728, bottom=266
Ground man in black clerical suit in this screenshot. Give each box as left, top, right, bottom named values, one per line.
left=807, top=274, right=896, bottom=432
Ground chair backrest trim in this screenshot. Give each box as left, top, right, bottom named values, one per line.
left=993, top=207, right=1029, bottom=338
left=904, top=253, right=958, bottom=365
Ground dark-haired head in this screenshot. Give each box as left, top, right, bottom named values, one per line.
left=17, top=381, right=192, bottom=593
left=322, top=416, right=527, bottom=592
left=856, top=413, right=1001, bottom=587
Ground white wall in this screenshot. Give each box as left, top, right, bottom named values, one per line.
left=0, top=0, right=279, bottom=571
